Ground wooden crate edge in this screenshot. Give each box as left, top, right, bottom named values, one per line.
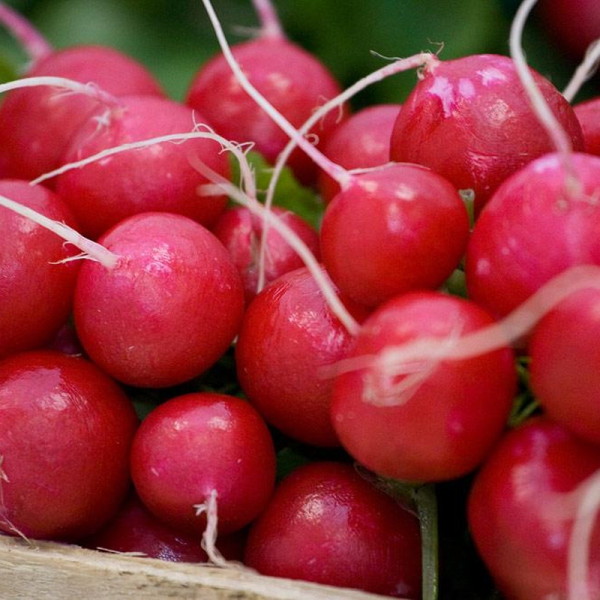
left=0, top=534, right=397, bottom=600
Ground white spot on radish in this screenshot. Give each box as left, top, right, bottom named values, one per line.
left=428, top=76, right=455, bottom=117
left=487, top=99, right=511, bottom=125
left=475, top=258, right=491, bottom=277
left=394, top=183, right=417, bottom=202
left=532, top=154, right=561, bottom=173
left=358, top=178, right=379, bottom=194
left=458, top=78, right=476, bottom=99
left=267, top=71, right=292, bottom=94
left=208, top=415, right=230, bottom=431
left=477, top=67, right=508, bottom=86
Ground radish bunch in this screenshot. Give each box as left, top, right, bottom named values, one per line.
left=2, top=0, right=600, bottom=598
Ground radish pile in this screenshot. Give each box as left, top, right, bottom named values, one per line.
left=2, top=0, right=600, bottom=598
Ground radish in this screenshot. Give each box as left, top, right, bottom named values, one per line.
left=244, top=461, right=422, bottom=599
left=389, top=52, right=584, bottom=215
left=0, top=193, right=244, bottom=388
left=329, top=290, right=517, bottom=483
left=72, top=211, right=245, bottom=388
left=212, top=205, right=321, bottom=304
left=185, top=0, right=347, bottom=186
left=82, top=492, right=246, bottom=564
left=465, top=151, right=600, bottom=320
left=528, top=287, right=600, bottom=444
left=0, top=3, right=163, bottom=181
left=468, top=416, right=600, bottom=600
left=235, top=266, right=369, bottom=447
left=129, top=392, right=276, bottom=539
left=0, top=349, right=138, bottom=541
left=200, top=0, right=466, bottom=310
left=574, top=97, right=600, bottom=155
left=50, top=94, right=230, bottom=239
left=316, top=103, right=402, bottom=204
left=536, top=0, right=600, bottom=61
left=0, top=179, right=80, bottom=359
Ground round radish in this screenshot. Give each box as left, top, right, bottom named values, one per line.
left=320, top=162, right=470, bottom=308
left=0, top=179, right=80, bottom=359
left=54, top=94, right=229, bottom=240
left=465, top=152, right=600, bottom=320
left=185, top=35, right=346, bottom=186
left=574, top=97, right=600, bottom=155
left=0, top=44, right=163, bottom=182
left=129, top=392, right=276, bottom=537
left=389, top=53, right=584, bottom=214
left=212, top=205, right=321, bottom=304
left=81, top=492, right=246, bottom=564
left=73, top=211, right=244, bottom=388
left=0, top=350, right=138, bottom=541
left=468, top=416, right=600, bottom=600
left=244, top=461, right=422, bottom=599
left=317, top=103, right=402, bottom=204
left=528, top=287, right=600, bottom=444
left=235, top=266, right=369, bottom=447
left=330, top=290, right=517, bottom=483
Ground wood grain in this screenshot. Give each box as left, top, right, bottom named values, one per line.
left=0, top=534, right=394, bottom=599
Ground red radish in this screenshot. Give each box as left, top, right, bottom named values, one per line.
left=465, top=152, right=600, bottom=320
left=82, top=492, right=246, bottom=564
left=319, top=161, right=470, bottom=308
left=468, top=416, right=600, bottom=600
left=235, top=266, right=368, bottom=447
left=0, top=179, right=80, bottom=359
left=0, top=191, right=244, bottom=388
left=0, top=350, right=138, bottom=541
left=185, top=1, right=346, bottom=186
left=50, top=94, right=229, bottom=239
left=528, top=287, right=600, bottom=444
left=317, top=103, right=402, bottom=204
left=574, top=97, right=600, bottom=155
left=212, top=205, right=321, bottom=304
left=73, top=212, right=245, bottom=388
left=330, top=290, right=517, bottom=483
left=200, top=0, right=463, bottom=310
left=536, top=0, right=600, bottom=61
left=244, top=461, right=422, bottom=599
left=129, top=392, right=276, bottom=538
left=0, top=6, right=163, bottom=182
left=389, top=52, right=584, bottom=215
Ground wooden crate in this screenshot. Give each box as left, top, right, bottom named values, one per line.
left=0, top=534, right=398, bottom=599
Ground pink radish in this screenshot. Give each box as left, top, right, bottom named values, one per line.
left=235, top=266, right=369, bottom=447
left=212, top=205, right=321, bottom=304
left=0, top=4, right=163, bottom=181
left=244, top=461, right=422, bottom=598
left=468, top=416, right=600, bottom=600
left=185, top=0, right=347, bottom=186
left=316, top=103, right=402, bottom=205
left=199, top=0, right=465, bottom=310
left=0, top=179, right=80, bottom=359
left=389, top=52, right=584, bottom=216
left=0, top=349, right=138, bottom=541
left=129, top=392, right=276, bottom=538
left=50, top=94, right=230, bottom=239
left=0, top=193, right=244, bottom=388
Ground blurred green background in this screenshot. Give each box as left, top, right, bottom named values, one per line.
left=0, top=0, right=598, bottom=109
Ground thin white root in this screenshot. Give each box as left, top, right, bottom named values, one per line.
left=0, top=455, right=30, bottom=544
left=0, top=75, right=121, bottom=108
left=328, top=264, right=600, bottom=406
left=509, top=0, right=578, bottom=191
left=0, top=193, right=119, bottom=269
left=190, top=154, right=361, bottom=337
left=563, top=39, right=600, bottom=103
left=193, top=490, right=231, bottom=569
left=201, top=0, right=347, bottom=186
